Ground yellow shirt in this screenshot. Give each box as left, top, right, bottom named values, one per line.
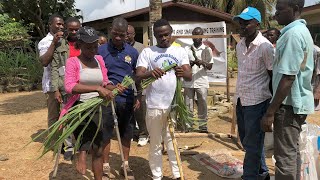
left=171, top=41, right=181, bottom=47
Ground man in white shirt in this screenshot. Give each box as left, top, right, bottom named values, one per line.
left=136, top=19, right=192, bottom=180
left=233, top=7, right=274, bottom=180
left=183, top=27, right=214, bottom=133
left=37, top=14, right=64, bottom=128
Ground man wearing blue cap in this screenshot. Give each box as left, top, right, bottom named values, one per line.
left=262, top=0, right=314, bottom=179
left=233, top=7, right=274, bottom=180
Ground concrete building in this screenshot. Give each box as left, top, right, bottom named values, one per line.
left=83, top=1, right=236, bottom=46
left=302, top=4, right=320, bottom=45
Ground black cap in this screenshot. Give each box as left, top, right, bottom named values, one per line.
left=76, top=26, right=99, bottom=43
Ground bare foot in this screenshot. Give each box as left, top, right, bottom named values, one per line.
left=76, top=151, right=87, bottom=175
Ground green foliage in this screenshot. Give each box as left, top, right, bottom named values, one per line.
left=171, top=78, right=200, bottom=130
left=0, top=13, right=29, bottom=45
left=1, top=0, right=77, bottom=38
left=27, top=76, right=135, bottom=158
left=0, top=49, right=42, bottom=85
left=180, top=0, right=277, bottom=29
left=227, top=48, right=237, bottom=69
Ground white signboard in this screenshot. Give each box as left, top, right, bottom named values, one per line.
left=171, top=22, right=228, bottom=83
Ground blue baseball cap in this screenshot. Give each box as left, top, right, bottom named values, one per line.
left=233, top=7, right=261, bottom=23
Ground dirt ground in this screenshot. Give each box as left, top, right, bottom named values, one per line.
left=0, top=77, right=319, bottom=180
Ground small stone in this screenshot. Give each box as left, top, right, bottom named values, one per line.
left=0, top=155, right=9, bottom=161
left=217, top=106, right=229, bottom=114
left=208, top=106, right=218, bottom=111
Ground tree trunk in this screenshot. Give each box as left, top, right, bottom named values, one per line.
left=149, top=0, right=162, bottom=46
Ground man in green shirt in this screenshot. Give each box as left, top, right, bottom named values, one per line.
left=262, top=0, right=314, bottom=179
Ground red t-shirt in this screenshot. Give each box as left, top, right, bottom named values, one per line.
left=69, top=42, right=81, bottom=57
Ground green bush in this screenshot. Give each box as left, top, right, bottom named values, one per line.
left=0, top=49, right=42, bottom=86
left=0, top=13, right=30, bottom=48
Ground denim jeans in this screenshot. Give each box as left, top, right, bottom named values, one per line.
left=274, top=105, right=306, bottom=180
left=236, top=98, right=270, bottom=180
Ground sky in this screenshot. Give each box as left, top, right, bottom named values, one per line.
left=305, top=0, right=318, bottom=6
left=75, top=0, right=172, bottom=23
left=75, top=0, right=319, bottom=23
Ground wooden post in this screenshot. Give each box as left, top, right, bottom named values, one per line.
left=226, top=62, right=230, bottom=102
left=168, top=116, right=184, bottom=180
left=230, top=103, right=236, bottom=135
left=226, top=33, right=231, bottom=102
left=52, top=143, right=62, bottom=178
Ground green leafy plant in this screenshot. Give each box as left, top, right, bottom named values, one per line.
left=170, top=78, right=199, bottom=129
left=140, top=65, right=200, bottom=130
left=227, top=48, right=237, bottom=70
left=1, top=0, right=77, bottom=38
left=0, top=14, right=30, bottom=48
left=0, top=49, right=42, bottom=86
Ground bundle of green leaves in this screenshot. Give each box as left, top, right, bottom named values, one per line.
left=27, top=76, right=134, bottom=158
left=140, top=63, right=177, bottom=89
left=140, top=64, right=200, bottom=130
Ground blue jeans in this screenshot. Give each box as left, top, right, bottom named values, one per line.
left=236, top=98, right=270, bottom=180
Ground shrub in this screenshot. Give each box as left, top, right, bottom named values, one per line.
left=0, top=13, right=30, bottom=48
left=0, top=49, right=42, bottom=86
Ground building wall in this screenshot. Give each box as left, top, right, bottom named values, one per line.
left=90, top=20, right=235, bottom=47
left=302, top=7, right=320, bottom=45
left=303, top=14, right=320, bottom=25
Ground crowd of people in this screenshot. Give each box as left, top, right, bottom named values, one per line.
left=36, top=0, right=320, bottom=179
left=234, top=0, right=317, bottom=180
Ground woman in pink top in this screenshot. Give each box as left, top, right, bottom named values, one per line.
left=63, top=26, right=124, bottom=179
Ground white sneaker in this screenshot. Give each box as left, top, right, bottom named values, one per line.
left=103, top=163, right=111, bottom=178
left=137, top=136, right=149, bottom=146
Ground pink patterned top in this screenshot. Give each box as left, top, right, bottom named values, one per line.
left=59, top=55, right=109, bottom=118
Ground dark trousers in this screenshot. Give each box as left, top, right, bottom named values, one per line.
left=274, top=105, right=307, bottom=180
left=105, top=101, right=134, bottom=141
left=133, top=95, right=148, bottom=137
left=236, top=98, right=269, bottom=180
left=46, top=92, right=60, bottom=128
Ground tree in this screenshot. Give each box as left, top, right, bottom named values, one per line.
left=1, top=0, right=77, bottom=38
left=149, top=0, right=162, bottom=46
left=179, top=0, right=277, bottom=28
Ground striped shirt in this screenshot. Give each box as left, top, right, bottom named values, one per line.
left=235, top=32, right=274, bottom=106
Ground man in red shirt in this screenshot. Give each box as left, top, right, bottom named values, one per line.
left=66, top=17, right=81, bottom=57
